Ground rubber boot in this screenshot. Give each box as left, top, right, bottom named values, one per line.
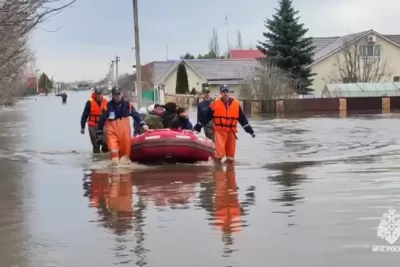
left=225, top=159, right=234, bottom=165
left=101, top=143, right=109, bottom=153
left=119, top=155, right=131, bottom=166
left=213, top=157, right=222, bottom=164
left=93, top=146, right=100, bottom=153
left=110, top=158, right=119, bottom=166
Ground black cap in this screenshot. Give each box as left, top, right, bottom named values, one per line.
left=94, top=89, right=103, bottom=95
left=111, top=87, right=121, bottom=95
left=220, top=85, right=229, bottom=92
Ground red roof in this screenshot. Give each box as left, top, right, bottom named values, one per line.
left=229, top=49, right=264, bottom=59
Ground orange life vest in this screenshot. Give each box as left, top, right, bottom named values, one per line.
left=88, top=98, right=108, bottom=127
left=211, top=98, right=240, bottom=133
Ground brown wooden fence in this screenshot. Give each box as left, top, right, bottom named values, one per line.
left=164, top=94, right=400, bottom=115
left=267, top=96, right=400, bottom=114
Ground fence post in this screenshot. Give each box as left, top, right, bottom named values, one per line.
left=382, top=97, right=390, bottom=113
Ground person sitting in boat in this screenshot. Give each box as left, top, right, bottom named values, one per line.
left=161, top=102, right=178, bottom=128
left=169, top=107, right=193, bottom=130
left=144, top=104, right=164, bottom=129
left=134, top=107, right=148, bottom=136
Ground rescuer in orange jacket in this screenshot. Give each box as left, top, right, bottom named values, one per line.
left=214, top=164, right=242, bottom=233
left=80, top=89, right=109, bottom=153
left=193, top=85, right=255, bottom=164
left=97, top=87, right=148, bottom=165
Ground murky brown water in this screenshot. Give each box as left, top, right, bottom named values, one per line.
left=1, top=92, right=400, bottom=266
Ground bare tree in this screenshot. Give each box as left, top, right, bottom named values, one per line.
left=0, top=0, right=76, bottom=104
left=326, top=37, right=392, bottom=84
left=240, top=60, right=298, bottom=102
left=237, top=29, right=243, bottom=49
left=208, top=28, right=220, bottom=57
left=118, top=68, right=153, bottom=92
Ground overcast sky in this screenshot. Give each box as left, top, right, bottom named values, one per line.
left=31, top=0, right=399, bottom=82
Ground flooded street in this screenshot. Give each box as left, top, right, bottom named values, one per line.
left=1, top=91, right=400, bottom=266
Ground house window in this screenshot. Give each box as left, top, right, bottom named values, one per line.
left=394, top=76, right=400, bottom=82
left=359, top=45, right=381, bottom=58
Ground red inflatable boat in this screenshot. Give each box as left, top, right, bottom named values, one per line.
left=130, top=129, right=215, bottom=163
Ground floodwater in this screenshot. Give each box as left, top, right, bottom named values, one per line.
left=0, top=92, right=400, bottom=267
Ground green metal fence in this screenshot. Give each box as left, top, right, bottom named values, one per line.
left=142, top=89, right=159, bottom=102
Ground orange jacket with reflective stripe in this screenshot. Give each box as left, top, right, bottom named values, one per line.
left=88, top=98, right=108, bottom=127
left=211, top=98, right=240, bottom=133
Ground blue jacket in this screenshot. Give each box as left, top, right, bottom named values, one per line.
left=80, top=100, right=92, bottom=129
left=97, top=99, right=144, bottom=130
left=197, top=98, right=213, bottom=122
left=133, top=114, right=147, bottom=136
left=169, top=116, right=193, bottom=130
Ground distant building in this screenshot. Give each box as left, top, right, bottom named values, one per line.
left=229, top=49, right=264, bottom=59
left=152, top=59, right=259, bottom=96
left=26, top=72, right=37, bottom=94
left=310, top=29, right=400, bottom=96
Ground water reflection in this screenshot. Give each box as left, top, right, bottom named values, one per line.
left=266, top=161, right=314, bottom=207
left=83, top=165, right=215, bottom=265
left=134, top=165, right=212, bottom=208
left=82, top=164, right=258, bottom=264
left=214, top=165, right=241, bottom=257
left=84, top=170, right=133, bottom=234
left=83, top=169, right=147, bottom=265
left=0, top=103, right=29, bottom=267
left=206, top=165, right=256, bottom=258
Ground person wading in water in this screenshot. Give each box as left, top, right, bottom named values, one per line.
left=80, top=89, right=108, bottom=153
left=193, top=85, right=255, bottom=164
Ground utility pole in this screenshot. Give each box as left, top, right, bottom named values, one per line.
left=133, top=0, right=142, bottom=107
left=115, top=55, right=120, bottom=87
left=111, top=60, right=115, bottom=85
left=108, top=62, right=112, bottom=83
left=35, top=69, right=40, bottom=94
left=225, top=14, right=230, bottom=53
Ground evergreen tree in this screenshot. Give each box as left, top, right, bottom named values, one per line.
left=38, top=72, right=53, bottom=89
left=175, top=63, right=189, bottom=94
left=181, top=53, right=195, bottom=59
left=257, top=0, right=316, bottom=94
